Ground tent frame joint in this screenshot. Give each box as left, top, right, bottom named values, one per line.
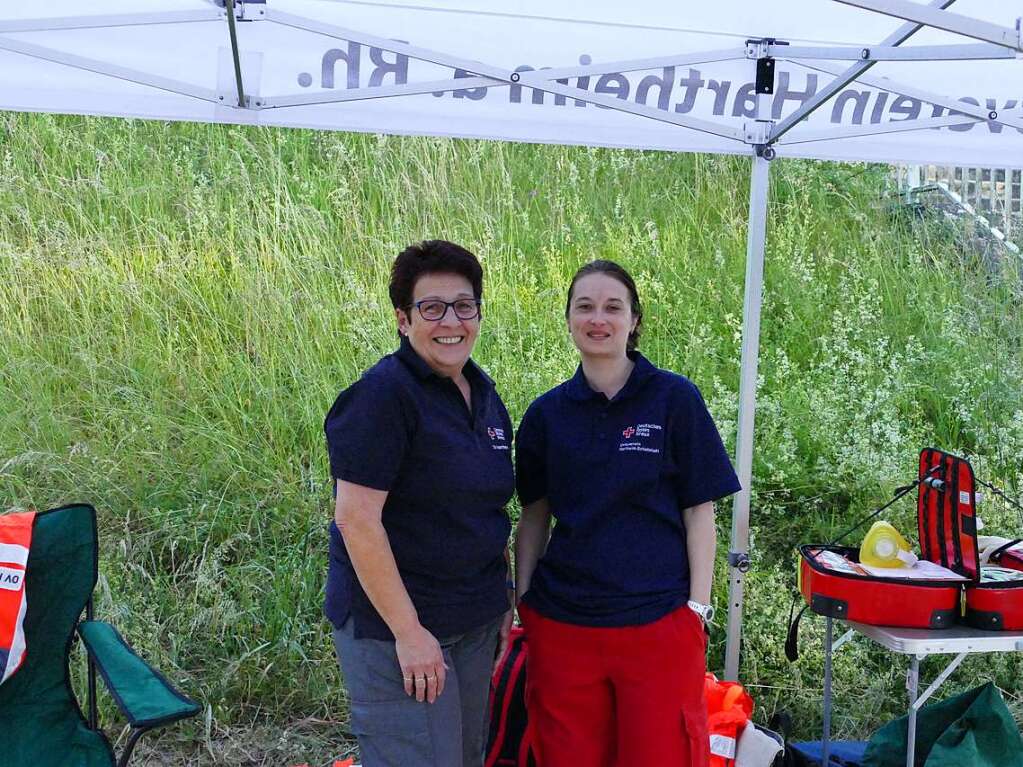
left=746, top=38, right=784, bottom=97
left=755, top=57, right=776, bottom=96
left=745, top=38, right=789, bottom=59
left=743, top=120, right=774, bottom=147
left=728, top=551, right=752, bottom=573
left=216, top=0, right=266, bottom=22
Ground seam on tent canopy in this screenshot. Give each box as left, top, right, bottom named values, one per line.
left=0, top=11, right=222, bottom=34
left=291, top=0, right=870, bottom=47
left=834, top=0, right=1023, bottom=49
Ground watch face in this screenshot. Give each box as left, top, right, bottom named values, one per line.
left=688, top=601, right=712, bottom=621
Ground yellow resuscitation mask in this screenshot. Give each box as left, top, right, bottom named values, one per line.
left=859, top=521, right=919, bottom=568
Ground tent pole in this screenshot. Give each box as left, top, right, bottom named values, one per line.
left=724, top=149, right=772, bottom=682
left=225, top=0, right=247, bottom=108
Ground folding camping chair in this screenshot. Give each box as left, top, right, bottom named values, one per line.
left=0, top=503, right=200, bottom=767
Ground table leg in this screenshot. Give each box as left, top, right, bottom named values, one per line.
left=823, top=615, right=833, bottom=766
left=906, top=655, right=919, bottom=767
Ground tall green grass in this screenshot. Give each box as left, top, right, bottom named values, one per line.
left=2, top=112, right=1022, bottom=749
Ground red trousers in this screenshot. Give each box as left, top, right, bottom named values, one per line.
left=520, top=603, right=709, bottom=767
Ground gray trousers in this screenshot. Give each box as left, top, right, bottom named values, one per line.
left=333, top=615, right=502, bottom=767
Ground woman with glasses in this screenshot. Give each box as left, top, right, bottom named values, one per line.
left=324, top=240, right=515, bottom=767
left=513, top=260, right=740, bottom=767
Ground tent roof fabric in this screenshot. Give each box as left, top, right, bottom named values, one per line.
left=1, top=0, right=1021, bottom=167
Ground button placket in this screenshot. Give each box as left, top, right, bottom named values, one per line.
left=599, top=403, right=612, bottom=446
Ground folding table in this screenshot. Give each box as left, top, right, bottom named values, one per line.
left=821, top=618, right=1023, bottom=767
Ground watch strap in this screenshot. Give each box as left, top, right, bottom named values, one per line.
left=687, top=600, right=714, bottom=622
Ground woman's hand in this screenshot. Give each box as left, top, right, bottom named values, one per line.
left=395, top=623, right=447, bottom=703
left=493, top=605, right=515, bottom=674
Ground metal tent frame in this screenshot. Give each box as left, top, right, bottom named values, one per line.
left=3, top=0, right=1022, bottom=681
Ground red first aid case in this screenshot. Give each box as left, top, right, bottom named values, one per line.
left=988, top=539, right=1023, bottom=572
left=964, top=565, right=1023, bottom=630
left=798, top=448, right=979, bottom=629
left=964, top=531, right=1023, bottom=629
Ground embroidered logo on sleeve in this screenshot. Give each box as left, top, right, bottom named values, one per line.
left=487, top=426, right=510, bottom=450
left=618, top=423, right=662, bottom=453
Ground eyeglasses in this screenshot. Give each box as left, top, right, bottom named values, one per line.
left=409, top=298, right=482, bottom=321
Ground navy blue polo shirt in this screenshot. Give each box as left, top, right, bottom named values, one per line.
left=515, top=352, right=740, bottom=627
left=323, top=337, right=514, bottom=641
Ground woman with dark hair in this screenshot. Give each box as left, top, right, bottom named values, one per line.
left=514, top=259, right=740, bottom=767
left=324, top=240, right=515, bottom=767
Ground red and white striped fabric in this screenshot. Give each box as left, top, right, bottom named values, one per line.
left=0, top=511, right=35, bottom=685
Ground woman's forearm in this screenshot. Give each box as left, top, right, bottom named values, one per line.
left=683, top=501, right=716, bottom=606
left=336, top=490, right=420, bottom=638
left=514, top=498, right=551, bottom=599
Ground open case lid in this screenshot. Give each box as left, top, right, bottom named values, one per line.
left=918, top=447, right=980, bottom=581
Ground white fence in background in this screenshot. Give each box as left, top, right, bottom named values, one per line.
left=897, top=165, right=1021, bottom=248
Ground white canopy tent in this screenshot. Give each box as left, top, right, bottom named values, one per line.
left=2, top=0, right=1021, bottom=681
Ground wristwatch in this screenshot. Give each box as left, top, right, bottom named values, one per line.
left=687, top=600, right=715, bottom=624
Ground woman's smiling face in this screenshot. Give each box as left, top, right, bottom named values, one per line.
left=567, top=272, right=637, bottom=361
left=397, top=271, right=480, bottom=378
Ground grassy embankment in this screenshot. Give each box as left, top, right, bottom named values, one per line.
left=1, top=112, right=1021, bottom=759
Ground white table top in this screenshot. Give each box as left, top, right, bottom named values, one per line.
left=848, top=622, right=1023, bottom=655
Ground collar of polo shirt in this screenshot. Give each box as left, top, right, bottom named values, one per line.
left=396, top=335, right=495, bottom=389
left=564, top=350, right=658, bottom=403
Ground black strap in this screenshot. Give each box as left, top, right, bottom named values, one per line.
left=921, top=449, right=934, bottom=561
left=950, top=456, right=963, bottom=571
left=975, top=477, right=1023, bottom=526
left=785, top=598, right=808, bottom=663
left=934, top=456, right=948, bottom=568
left=989, top=538, right=1023, bottom=564
left=827, top=468, right=936, bottom=547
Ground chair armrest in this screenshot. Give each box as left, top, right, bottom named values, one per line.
left=78, top=620, right=201, bottom=729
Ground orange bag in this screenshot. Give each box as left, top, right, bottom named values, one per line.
left=705, top=673, right=754, bottom=767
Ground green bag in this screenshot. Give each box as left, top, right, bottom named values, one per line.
left=863, top=682, right=1023, bottom=767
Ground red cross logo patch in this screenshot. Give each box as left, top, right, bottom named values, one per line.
left=622, top=426, right=635, bottom=439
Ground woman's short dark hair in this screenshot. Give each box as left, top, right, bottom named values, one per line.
left=389, top=240, right=484, bottom=317
left=565, top=259, right=643, bottom=351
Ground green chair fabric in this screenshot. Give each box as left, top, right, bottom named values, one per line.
left=863, top=682, right=1023, bottom=767
left=78, top=621, right=199, bottom=728
left=0, top=503, right=199, bottom=767
left=0, top=504, right=113, bottom=767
